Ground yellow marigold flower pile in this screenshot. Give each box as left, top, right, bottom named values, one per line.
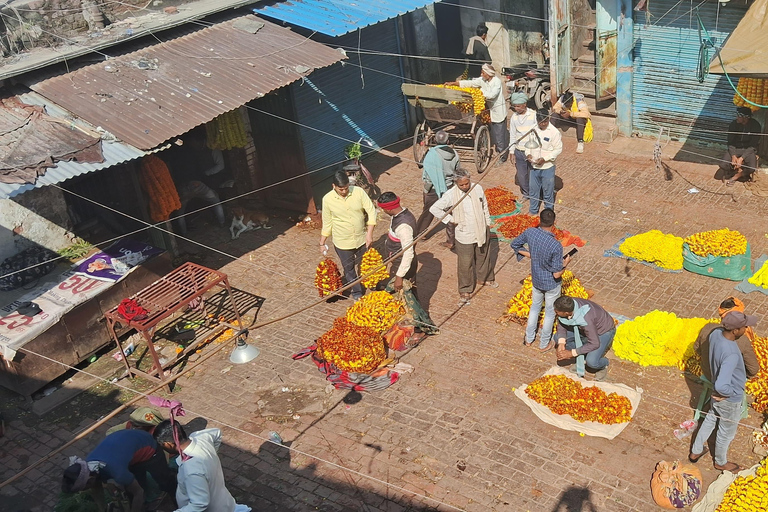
left=619, top=230, right=684, bottom=270
left=747, top=335, right=768, bottom=413
left=525, top=374, right=633, bottom=424
left=485, top=186, right=517, bottom=216
left=360, top=248, right=389, bottom=289
left=317, top=317, right=386, bottom=373
left=748, top=260, right=768, bottom=289
left=684, top=228, right=748, bottom=257
left=346, top=291, right=405, bottom=333
left=432, top=84, right=486, bottom=114
left=502, top=271, right=589, bottom=321
left=314, top=259, right=343, bottom=297
left=613, top=311, right=712, bottom=368
left=715, top=457, right=768, bottom=511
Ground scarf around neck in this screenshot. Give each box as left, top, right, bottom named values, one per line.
left=558, top=302, right=590, bottom=377
left=450, top=185, right=487, bottom=247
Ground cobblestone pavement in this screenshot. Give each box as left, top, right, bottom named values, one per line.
left=2, top=136, right=768, bottom=511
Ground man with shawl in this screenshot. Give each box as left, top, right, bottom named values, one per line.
left=553, top=295, right=616, bottom=381
left=463, top=23, right=492, bottom=78
left=416, top=130, right=459, bottom=249
left=429, top=169, right=494, bottom=305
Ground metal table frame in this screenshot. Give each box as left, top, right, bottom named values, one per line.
left=104, top=262, right=242, bottom=387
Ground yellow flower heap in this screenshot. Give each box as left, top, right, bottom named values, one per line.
left=619, top=230, right=684, bottom=270
left=317, top=317, right=386, bottom=373
left=504, top=271, right=589, bottom=320
left=747, top=335, right=768, bottom=413
left=684, top=228, right=747, bottom=257
left=715, top=457, right=768, bottom=511
left=360, top=248, right=389, bottom=289
left=613, top=310, right=712, bottom=368
left=748, top=259, right=768, bottom=289
left=432, top=84, right=486, bottom=114
left=346, top=291, right=405, bottom=333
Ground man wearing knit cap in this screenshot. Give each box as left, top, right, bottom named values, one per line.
left=446, top=64, right=508, bottom=169
left=715, top=106, right=761, bottom=185
left=377, top=192, right=418, bottom=291
left=509, top=92, right=537, bottom=200
left=689, top=310, right=757, bottom=473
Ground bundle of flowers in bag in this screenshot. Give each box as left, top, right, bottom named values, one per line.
left=650, top=460, right=702, bottom=509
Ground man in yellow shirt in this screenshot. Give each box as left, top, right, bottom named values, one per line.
left=319, top=171, right=377, bottom=300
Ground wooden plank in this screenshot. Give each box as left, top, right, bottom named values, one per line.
left=401, top=83, right=470, bottom=102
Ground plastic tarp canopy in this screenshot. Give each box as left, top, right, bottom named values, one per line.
left=709, top=0, right=768, bottom=78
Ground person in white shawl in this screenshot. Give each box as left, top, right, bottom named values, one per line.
left=429, top=168, right=495, bottom=305
left=154, top=421, right=251, bottom=512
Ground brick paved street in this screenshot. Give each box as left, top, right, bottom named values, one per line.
left=3, top=136, right=768, bottom=511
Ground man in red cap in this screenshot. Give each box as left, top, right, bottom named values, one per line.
left=689, top=310, right=757, bottom=472
left=377, top=192, right=417, bottom=291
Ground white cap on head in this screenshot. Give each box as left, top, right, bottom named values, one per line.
left=481, top=63, right=496, bottom=77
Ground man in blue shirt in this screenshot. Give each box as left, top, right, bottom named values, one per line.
left=689, top=311, right=755, bottom=472
left=510, top=209, right=571, bottom=351
left=62, top=428, right=177, bottom=511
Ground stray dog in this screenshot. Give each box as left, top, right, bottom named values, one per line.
left=230, top=207, right=271, bottom=239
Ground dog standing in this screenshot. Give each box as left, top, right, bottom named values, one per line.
left=230, top=206, right=271, bottom=239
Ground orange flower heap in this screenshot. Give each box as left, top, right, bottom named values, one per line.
left=314, top=259, right=343, bottom=297
left=747, top=335, right=768, bottom=413
left=684, top=228, right=747, bottom=257
left=316, top=318, right=386, bottom=373
left=525, top=374, right=633, bottom=424
left=485, top=186, right=517, bottom=216
left=496, top=214, right=538, bottom=239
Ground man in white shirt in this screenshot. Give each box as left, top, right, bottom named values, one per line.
left=429, top=168, right=495, bottom=306
left=154, top=420, right=250, bottom=512
left=447, top=64, right=508, bottom=168
left=527, top=109, right=563, bottom=215
left=508, top=92, right=537, bottom=201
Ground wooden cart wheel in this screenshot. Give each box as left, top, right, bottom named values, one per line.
left=413, top=121, right=429, bottom=164
left=474, top=124, right=492, bottom=173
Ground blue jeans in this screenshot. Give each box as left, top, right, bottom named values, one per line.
left=514, top=149, right=531, bottom=198
left=335, top=245, right=365, bottom=299
left=526, top=284, right=561, bottom=348
left=563, top=327, right=615, bottom=370
left=691, top=398, right=742, bottom=466
left=529, top=165, right=556, bottom=214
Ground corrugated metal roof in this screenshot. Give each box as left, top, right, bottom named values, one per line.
left=0, top=92, right=147, bottom=199
left=253, top=0, right=438, bottom=36
left=31, top=15, right=346, bottom=150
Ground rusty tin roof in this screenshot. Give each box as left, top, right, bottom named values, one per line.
left=31, top=15, right=345, bottom=150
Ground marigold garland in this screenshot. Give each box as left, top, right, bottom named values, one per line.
left=485, top=186, right=517, bottom=216
left=138, top=155, right=181, bottom=222
left=613, top=311, right=713, bottom=369
left=346, top=291, right=405, bottom=333
left=525, top=374, right=633, bottom=424
left=314, top=259, right=343, bottom=297
left=619, top=230, right=684, bottom=270
left=684, top=228, right=748, bottom=257
left=746, top=335, right=768, bottom=413
left=360, top=248, right=389, bottom=289
left=316, top=317, right=386, bottom=373
left=715, top=456, right=768, bottom=511
left=205, top=109, right=249, bottom=150
left=500, top=271, right=589, bottom=324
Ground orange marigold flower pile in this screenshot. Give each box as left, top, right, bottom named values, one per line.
left=316, top=317, right=386, bottom=373
left=485, top=186, right=517, bottom=216
left=525, top=374, right=633, bottom=424
left=314, top=259, right=343, bottom=297
left=496, top=214, right=538, bottom=240
left=684, top=228, right=748, bottom=257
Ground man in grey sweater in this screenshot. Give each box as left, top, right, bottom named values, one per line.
left=689, top=311, right=754, bottom=473
left=553, top=296, right=615, bottom=381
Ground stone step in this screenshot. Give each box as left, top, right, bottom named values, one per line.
left=590, top=115, right=619, bottom=143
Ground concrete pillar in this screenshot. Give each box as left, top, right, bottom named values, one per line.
left=616, top=0, right=634, bottom=137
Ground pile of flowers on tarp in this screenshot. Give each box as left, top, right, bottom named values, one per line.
left=500, top=270, right=589, bottom=324
left=485, top=186, right=517, bottom=216
left=618, top=230, right=684, bottom=270
left=525, top=374, right=633, bottom=424
left=684, top=228, right=747, bottom=257
left=316, top=317, right=387, bottom=373
left=714, top=456, right=768, bottom=511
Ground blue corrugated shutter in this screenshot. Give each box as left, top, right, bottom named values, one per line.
left=292, top=19, right=408, bottom=193
left=632, top=2, right=748, bottom=145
